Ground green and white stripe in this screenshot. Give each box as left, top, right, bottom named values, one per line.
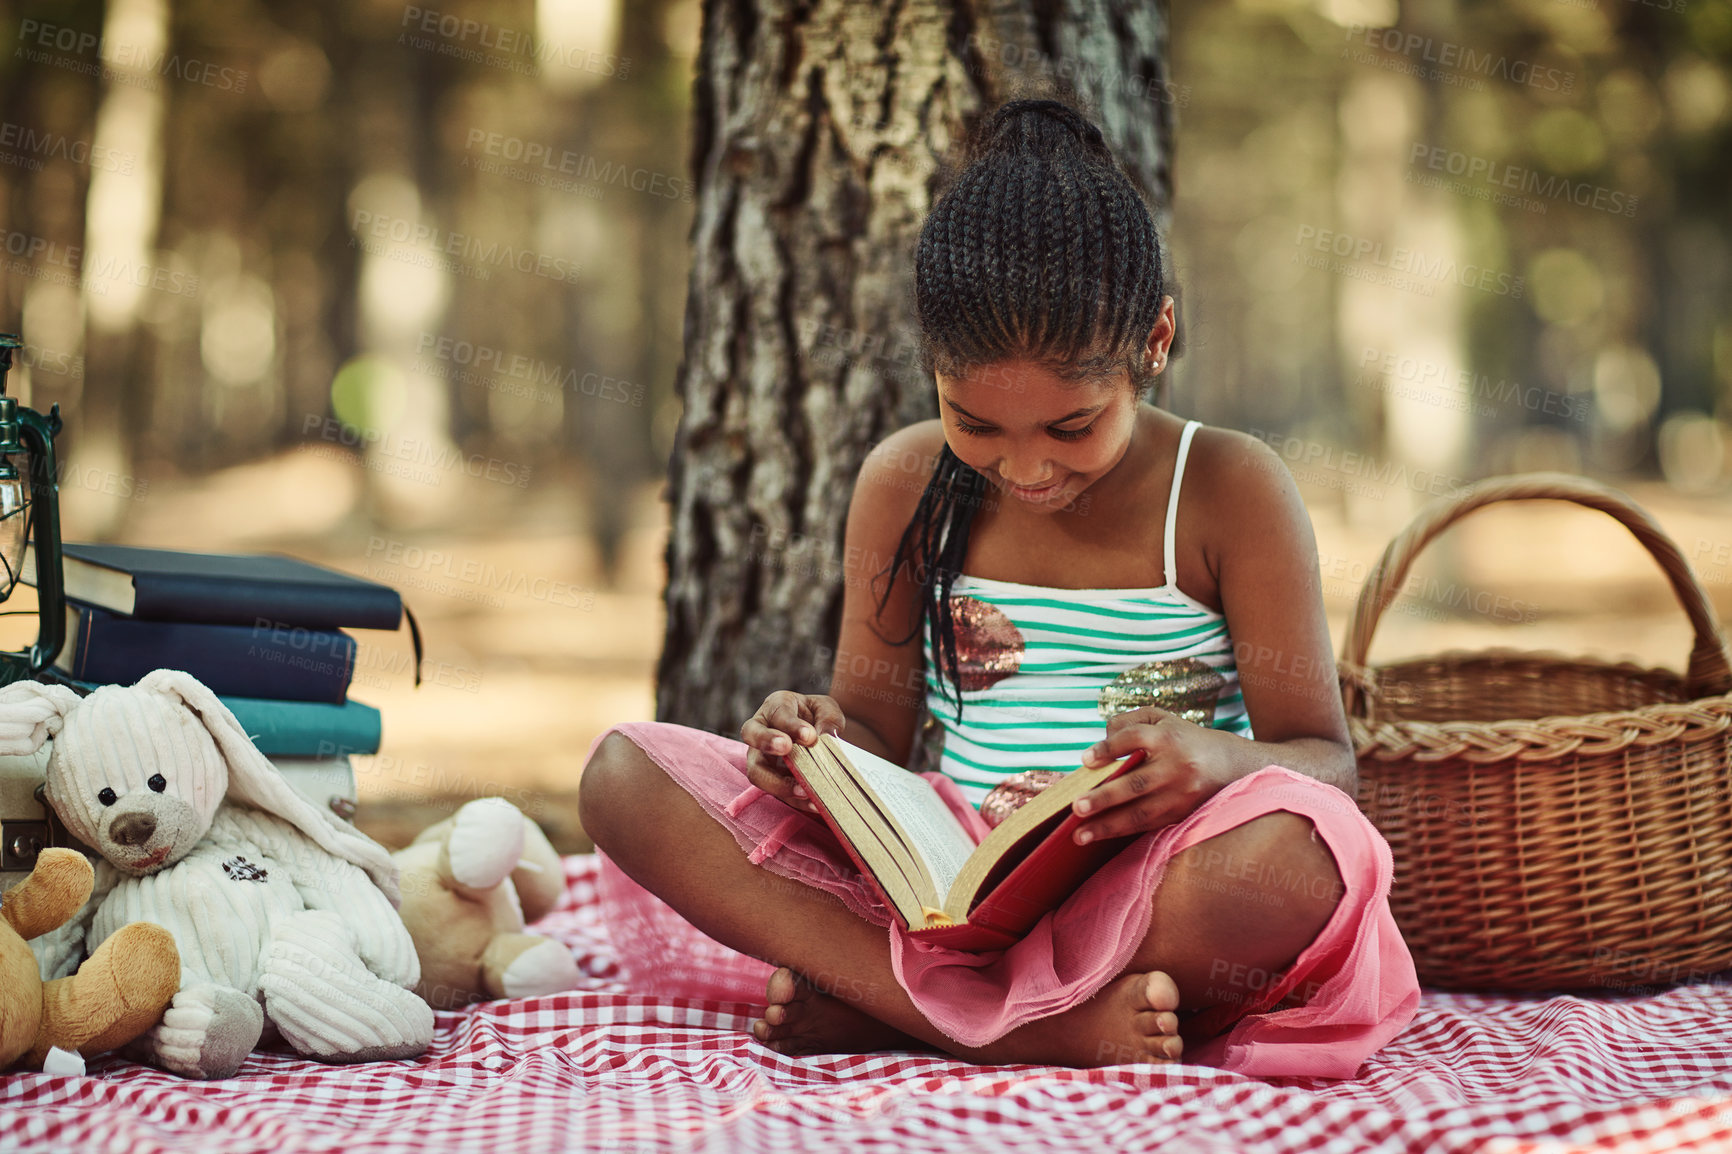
left=923, top=575, right=1254, bottom=809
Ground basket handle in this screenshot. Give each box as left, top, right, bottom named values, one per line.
left=1340, top=471, right=1732, bottom=718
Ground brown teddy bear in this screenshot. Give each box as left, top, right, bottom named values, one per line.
left=393, top=798, right=579, bottom=1010
left=1, top=847, right=180, bottom=1072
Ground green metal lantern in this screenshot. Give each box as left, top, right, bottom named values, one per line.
left=0, top=332, right=66, bottom=684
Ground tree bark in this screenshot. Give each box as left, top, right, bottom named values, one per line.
left=657, top=0, right=1175, bottom=734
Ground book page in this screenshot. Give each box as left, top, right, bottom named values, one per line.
left=828, top=738, right=976, bottom=901
left=792, top=744, right=931, bottom=923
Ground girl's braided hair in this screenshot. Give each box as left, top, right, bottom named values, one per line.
left=874, top=98, right=1168, bottom=717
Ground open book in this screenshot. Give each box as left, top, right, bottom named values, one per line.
left=784, top=736, right=1145, bottom=951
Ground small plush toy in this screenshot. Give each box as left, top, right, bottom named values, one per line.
left=393, top=797, right=579, bottom=1010
left=0, top=671, right=434, bottom=1079
left=1, top=847, right=179, bottom=1073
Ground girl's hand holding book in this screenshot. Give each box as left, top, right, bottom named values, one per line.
left=1069, top=706, right=1243, bottom=844
left=741, top=690, right=846, bottom=812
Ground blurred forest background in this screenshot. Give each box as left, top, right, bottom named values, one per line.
left=0, top=0, right=1728, bottom=847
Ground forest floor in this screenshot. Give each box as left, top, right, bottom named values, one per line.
left=27, top=445, right=1732, bottom=855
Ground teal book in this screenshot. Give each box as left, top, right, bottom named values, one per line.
left=52, top=676, right=381, bottom=756
left=221, top=695, right=382, bottom=757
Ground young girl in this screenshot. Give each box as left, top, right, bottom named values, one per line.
left=580, top=99, right=1418, bottom=1077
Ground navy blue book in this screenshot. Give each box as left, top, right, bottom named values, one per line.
left=54, top=603, right=355, bottom=704
left=24, top=544, right=404, bottom=631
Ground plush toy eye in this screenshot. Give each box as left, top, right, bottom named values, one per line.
left=148, top=774, right=167, bottom=793
left=97, top=787, right=117, bottom=807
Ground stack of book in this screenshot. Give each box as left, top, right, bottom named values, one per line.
left=23, top=544, right=412, bottom=820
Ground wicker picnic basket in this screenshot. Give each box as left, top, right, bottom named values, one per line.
left=1338, top=473, right=1732, bottom=991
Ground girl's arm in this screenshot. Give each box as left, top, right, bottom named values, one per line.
left=822, top=422, right=944, bottom=762
left=1069, top=429, right=1357, bottom=844
left=739, top=423, right=942, bottom=796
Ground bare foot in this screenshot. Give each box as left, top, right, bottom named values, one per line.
left=749, top=967, right=927, bottom=1056
left=980, top=970, right=1185, bottom=1068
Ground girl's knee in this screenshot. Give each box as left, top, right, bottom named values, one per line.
left=1176, top=810, right=1346, bottom=931
left=1239, top=813, right=1345, bottom=945
left=578, top=729, right=664, bottom=852
left=1138, top=812, right=1349, bottom=1006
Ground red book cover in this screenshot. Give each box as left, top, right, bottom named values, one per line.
left=784, top=747, right=1144, bottom=952
left=910, top=786, right=1141, bottom=950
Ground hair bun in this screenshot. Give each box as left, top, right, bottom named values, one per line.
left=974, top=99, right=1112, bottom=164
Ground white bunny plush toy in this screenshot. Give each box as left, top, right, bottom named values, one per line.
left=1, top=671, right=433, bottom=1079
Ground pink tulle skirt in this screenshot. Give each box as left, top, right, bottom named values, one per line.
left=591, top=721, right=1420, bottom=1079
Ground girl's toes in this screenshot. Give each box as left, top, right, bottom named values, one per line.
left=755, top=967, right=809, bottom=1043
left=1134, top=1009, right=1180, bottom=1038
left=1126, top=971, right=1184, bottom=1061
left=1129, top=1013, right=1183, bottom=1060
left=764, top=967, right=801, bottom=1006
left=1142, top=971, right=1181, bottom=1014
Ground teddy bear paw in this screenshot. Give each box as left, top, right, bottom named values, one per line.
left=498, top=937, right=581, bottom=999
left=145, top=983, right=265, bottom=1079
left=447, top=797, right=526, bottom=890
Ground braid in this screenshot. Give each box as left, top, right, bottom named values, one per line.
left=1101, top=183, right=1130, bottom=356
left=883, top=98, right=1167, bottom=714
left=1055, top=164, right=1086, bottom=349
left=1015, top=157, right=1042, bottom=350
left=872, top=445, right=988, bottom=718
left=1033, top=158, right=1063, bottom=351
left=1081, top=166, right=1110, bottom=353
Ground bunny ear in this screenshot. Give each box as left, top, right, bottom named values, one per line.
left=135, top=669, right=402, bottom=904
left=0, top=680, right=83, bottom=755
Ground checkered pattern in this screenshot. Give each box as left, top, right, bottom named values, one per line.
left=5, top=855, right=1732, bottom=1153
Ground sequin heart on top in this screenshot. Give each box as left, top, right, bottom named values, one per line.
left=1098, top=657, right=1226, bottom=725
left=979, top=769, right=1069, bottom=829
left=947, top=596, right=1026, bottom=692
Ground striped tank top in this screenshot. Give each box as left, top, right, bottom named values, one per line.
left=921, top=420, right=1254, bottom=808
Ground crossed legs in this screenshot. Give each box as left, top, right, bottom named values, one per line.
left=579, top=732, right=1344, bottom=1066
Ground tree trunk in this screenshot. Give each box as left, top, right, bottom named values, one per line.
left=657, top=0, right=1176, bottom=734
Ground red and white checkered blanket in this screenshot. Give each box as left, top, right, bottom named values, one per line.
left=5, top=855, right=1732, bottom=1153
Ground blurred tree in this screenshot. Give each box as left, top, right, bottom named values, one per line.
left=656, top=0, right=1176, bottom=733
left=0, top=0, right=103, bottom=418
left=549, top=0, right=693, bottom=577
